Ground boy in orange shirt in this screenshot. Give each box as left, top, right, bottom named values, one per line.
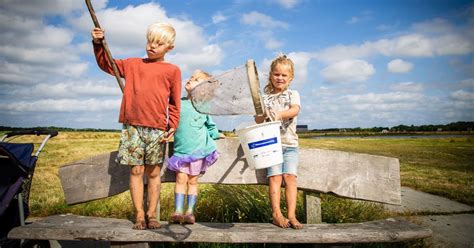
left=92, top=22, right=181, bottom=229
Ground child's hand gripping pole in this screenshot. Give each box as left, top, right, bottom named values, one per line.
left=85, top=0, right=125, bottom=93
left=255, top=107, right=278, bottom=123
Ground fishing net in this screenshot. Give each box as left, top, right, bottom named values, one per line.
left=190, top=60, right=263, bottom=116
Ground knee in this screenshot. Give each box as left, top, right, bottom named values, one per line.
left=130, top=166, right=145, bottom=176
left=175, top=174, right=188, bottom=185
left=283, top=174, right=297, bottom=186
left=146, top=165, right=161, bottom=178
left=187, top=178, right=198, bottom=187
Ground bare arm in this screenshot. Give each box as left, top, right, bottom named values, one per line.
left=273, top=104, right=300, bottom=121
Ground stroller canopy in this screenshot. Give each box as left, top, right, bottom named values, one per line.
left=0, top=142, right=36, bottom=172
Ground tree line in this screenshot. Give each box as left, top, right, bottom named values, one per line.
left=1, top=121, right=473, bottom=133
left=313, top=121, right=474, bottom=132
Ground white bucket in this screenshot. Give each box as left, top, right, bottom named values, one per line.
left=236, top=121, right=283, bottom=170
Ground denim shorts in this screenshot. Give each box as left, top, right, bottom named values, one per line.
left=266, top=146, right=299, bottom=177
left=117, top=124, right=166, bottom=166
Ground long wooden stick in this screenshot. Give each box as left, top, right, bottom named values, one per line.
left=85, top=0, right=125, bottom=93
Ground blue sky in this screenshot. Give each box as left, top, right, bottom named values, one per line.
left=1, top=0, right=473, bottom=130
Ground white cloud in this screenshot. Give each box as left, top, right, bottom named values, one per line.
left=169, top=45, right=224, bottom=72
left=433, top=34, right=473, bottom=55
left=375, top=34, right=434, bottom=57
left=0, top=99, right=120, bottom=112
left=257, top=31, right=284, bottom=50
left=70, top=2, right=224, bottom=73
left=287, top=52, right=313, bottom=85
left=320, top=60, right=375, bottom=83
left=387, top=59, right=413, bottom=73
left=1, top=0, right=88, bottom=16
left=241, top=11, right=289, bottom=29
left=239, top=12, right=289, bottom=50
left=316, top=31, right=473, bottom=63
left=274, top=0, right=300, bottom=9
left=212, top=12, right=228, bottom=24
left=0, top=61, right=88, bottom=85
left=264, top=38, right=284, bottom=50
left=412, top=18, right=454, bottom=34
left=459, top=78, right=474, bottom=88
left=450, top=90, right=474, bottom=101
left=390, top=82, right=424, bottom=92
left=344, top=92, right=423, bottom=104
left=346, top=11, right=372, bottom=24
left=7, top=81, right=121, bottom=99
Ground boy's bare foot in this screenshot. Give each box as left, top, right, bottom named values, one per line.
left=272, top=215, right=290, bottom=228
left=133, top=212, right=146, bottom=230
left=289, top=218, right=303, bottom=229
left=133, top=219, right=146, bottom=230
left=146, top=216, right=161, bottom=229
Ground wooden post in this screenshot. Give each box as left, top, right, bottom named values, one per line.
left=304, top=191, right=322, bottom=224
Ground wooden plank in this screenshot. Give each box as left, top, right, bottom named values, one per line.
left=8, top=214, right=431, bottom=244
left=60, top=138, right=401, bottom=205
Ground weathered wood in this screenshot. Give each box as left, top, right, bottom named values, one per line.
left=60, top=138, right=401, bottom=205
left=9, top=214, right=431, bottom=244
left=305, top=192, right=322, bottom=224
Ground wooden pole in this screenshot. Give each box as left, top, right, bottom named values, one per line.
left=246, top=59, right=264, bottom=116
left=304, top=191, right=322, bottom=224
left=85, top=0, right=125, bottom=93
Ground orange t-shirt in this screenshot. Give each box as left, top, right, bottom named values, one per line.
left=94, top=43, right=181, bottom=131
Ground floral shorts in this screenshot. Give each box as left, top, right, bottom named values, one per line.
left=117, top=124, right=166, bottom=166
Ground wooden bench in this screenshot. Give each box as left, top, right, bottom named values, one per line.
left=8, top=139, right=432, bottom=247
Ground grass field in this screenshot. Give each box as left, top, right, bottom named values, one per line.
left=3, top=131, right=473, bottom=225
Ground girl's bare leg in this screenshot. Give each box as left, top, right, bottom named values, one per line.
left=175, top=172, right=188, bottom=195
left=269, top=175, right=290, bottom=228
left=187, top=175, right=199, bottom=196
left=283, top=174, right=303, bottom=229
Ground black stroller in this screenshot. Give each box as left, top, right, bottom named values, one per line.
left=0, top=130, right=58, bottom=248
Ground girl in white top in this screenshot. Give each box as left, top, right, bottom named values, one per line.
left=255, top=54, right=303, bottom=229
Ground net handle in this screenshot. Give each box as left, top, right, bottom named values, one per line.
left=246, top=60, right=264, bottom=116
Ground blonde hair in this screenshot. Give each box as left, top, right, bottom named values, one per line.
left=147, top=22, right=176, bottom=46
left=264, top=54, right=295, bottom=94
left=191, top=70, right=211, bottom=81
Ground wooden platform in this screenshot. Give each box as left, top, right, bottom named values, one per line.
left=9, top=214, right=432, bottom=244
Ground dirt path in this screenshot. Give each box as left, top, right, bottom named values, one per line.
left=387, top=187, right=474, bottom=247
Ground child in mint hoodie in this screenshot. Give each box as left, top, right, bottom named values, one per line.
left=167, top=70, right=224, bottom=224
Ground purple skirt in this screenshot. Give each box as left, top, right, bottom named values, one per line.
left=167, top=150, right=219, bottom=176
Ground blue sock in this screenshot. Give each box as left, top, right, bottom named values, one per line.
left=186, top=194, right=197, bottom=214
left=174, top=193, right=185, bottom=214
